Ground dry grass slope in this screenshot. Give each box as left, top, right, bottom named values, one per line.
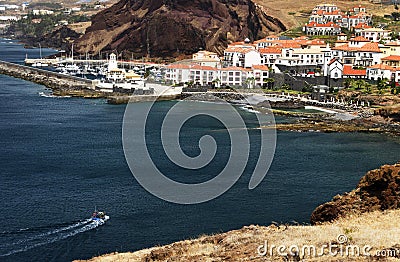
left=254, top=0, right=397, bottom=30
left=77, top=210, right=400, bottom=262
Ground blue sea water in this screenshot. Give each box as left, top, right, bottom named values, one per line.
left=1, top=39, right=400, bottom=261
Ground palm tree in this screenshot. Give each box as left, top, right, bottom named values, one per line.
left=245, top=77, right=255, bottom=89
left=212, top=78, right=221, bottom=89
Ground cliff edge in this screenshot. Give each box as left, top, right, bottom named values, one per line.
left=311, top=163, right=400, bottom=224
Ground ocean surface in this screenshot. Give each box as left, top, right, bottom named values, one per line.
left=1, top=39, right=400, bottom=261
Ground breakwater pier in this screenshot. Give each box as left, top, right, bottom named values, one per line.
left=0, top=60, right=105, bottom=98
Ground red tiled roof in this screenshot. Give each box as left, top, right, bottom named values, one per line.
left=167, top=64, right=191, bottom=69
left=354, top=23, right=371, bottom=29
left=252, top=65, right=269, bottom=71
left=259, top=47, right=282, bottom=54
left=351, top=36, right=370, bottom=42
left=220, top=67, right=251, bottom=72
left=368, top=64, right=396, bottom=71
left=328, top=58, right=342, bottom=65
left=343, top=65, right=366, bottom=76
left=359, top=42, right=381, bottom=53
left=382, top=55, right=400, bottom=62
left=305, top=21, right=340, bottom=28
left=224, top=47, right=255, bottom=54
left=167, top=64, right=217, bottom=71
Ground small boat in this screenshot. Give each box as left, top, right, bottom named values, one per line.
left=91, top=210, right=110, bottom=223
left=32, top=62, right=49, bottom=67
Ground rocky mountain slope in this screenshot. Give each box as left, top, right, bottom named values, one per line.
left=74, top=0, right=286, bottom=58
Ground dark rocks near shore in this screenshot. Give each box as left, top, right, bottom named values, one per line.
left=258, top=100, right=305, bottom=109
left=311, top=163, right=400, bottom=224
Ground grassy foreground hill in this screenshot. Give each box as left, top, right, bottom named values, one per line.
left=77, top=163, right=400, bottom=262
left=77, top=210, right=400, bottom=261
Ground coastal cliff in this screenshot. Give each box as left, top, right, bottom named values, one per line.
left=75, top=0, right=286, bottom=58
left=311, top=162, right=400, bottom=224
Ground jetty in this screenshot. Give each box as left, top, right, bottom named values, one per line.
left=0, top=60, right=106, bottom=98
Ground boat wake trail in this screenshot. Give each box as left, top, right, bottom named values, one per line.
left=39, top=92, right=71, bottom=98
left=0, top=219, right=105, bottom=257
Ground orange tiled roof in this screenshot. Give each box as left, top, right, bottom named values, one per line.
left=305, top=21, right=340, bottom=28
left=385, top=42, right=400, bottom=47
left=220, top=66, right=251, bottom=72
left=351, top=36, right=370, bottom=42
left=359, top=42, right=381, bottom=53
left=167, top=64, right=191, bottom=70
left=354, top=23, right=371, bottom=29
left=224, top=47, right=255, bottom=54
left=381, top=55, right=400, bottom=62
left=167, top=64, right=217, bottom=71
left=368, top=64, right=396, bottom=71
left=259, top=47, right=282, bottom=54
left=343, top=65, right=366, bottom=76
left=252, top=65, right=269, bottom=71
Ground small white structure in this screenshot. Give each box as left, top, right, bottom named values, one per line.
left=192, top=50, right=221, bottom=68
left=326, top=58, right=343, bottom=79
left=32, top=10, right=54, bottom=15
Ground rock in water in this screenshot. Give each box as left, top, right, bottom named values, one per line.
left=310, top=163, right=400, bottom=224
left=75, top=0, right=286, bottom=58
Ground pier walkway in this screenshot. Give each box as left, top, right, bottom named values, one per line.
left=0, top=60, right=107, bottom=98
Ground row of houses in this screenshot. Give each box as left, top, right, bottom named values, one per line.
left=303, top=4, right=373, bottom=36
left=165, top=32, right=400, bottom=88
left=165, top=62, right=271, bottom=88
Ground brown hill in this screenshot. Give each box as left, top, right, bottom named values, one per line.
left=74, top=0, right=286, bottom=58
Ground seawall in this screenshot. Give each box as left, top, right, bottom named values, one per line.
left=0, top=60, right=107, bottom=98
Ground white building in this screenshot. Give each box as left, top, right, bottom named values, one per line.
left=259, top=47, right=282, bottom=67
left=223, top=44, right=258, bottom=67
left=32, top=10, right=55, bottom=15
left=325, top=58, right=343, bottom=79
left=165, top=63, right=270, bottom=88
left=303, top=21, right=341, bottom=36
left=367, top=64, right=396, bottom=81
left=192, top=50, right=221, bottom=68
left=355, top=27, right=391, bottom=43
left=331, top=36, right=382, bottom=66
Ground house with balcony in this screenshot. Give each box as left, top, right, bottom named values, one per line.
left=223, top=46, right=261, bottom=68
left=382, top=55, right=400, bottom=68
left=303, top=21, right=342, bottom=36
left=259, top=47, right=282, bottom=67
left=331, top=36, right=382, bottom=66
left=366, top=64, right=396, bottom=81
left=355, top=27, right=391, bottom=42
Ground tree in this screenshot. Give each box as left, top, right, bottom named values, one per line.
left=212, top=78, right=220, bottom=89
left=263, top=78, right=275, bottom=89
left=377, top=78, right=388, bottom=95
left=343, top=78, right=352, bottom=89
left=245, top=77, right=255, bottom=89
